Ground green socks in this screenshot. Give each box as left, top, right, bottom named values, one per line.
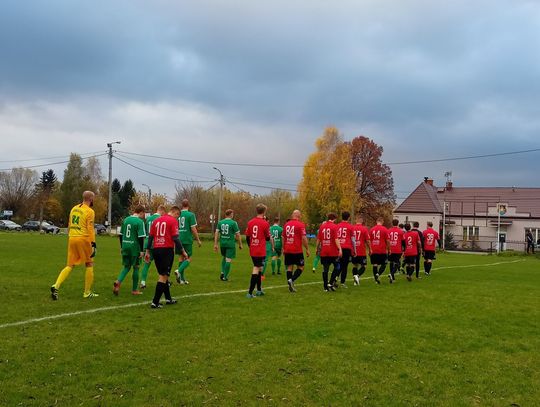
left=313, top=255, right=320, bottom=269
left=117, top=267, right=130, bottom=283
left=277, top=258, right=282, bottom=273
left=178, top=260, right=190, bottom=280
left=223, top=262, right=232, bottom=279
left=140, top=262, right=151, bottom=283
left=271, top=259, right=276, bottom=273
left=132, top=267, right=139, bottom=291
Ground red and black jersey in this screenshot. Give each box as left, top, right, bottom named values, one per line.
left=149, top=214, right=179, bottom=249
left=369, top=224, right=389, bottom=254
left=245, top=217, right=270, bottom=257
left=317, top=221, right=339, bottom=257
left=282, top=219, right=306, bottom=254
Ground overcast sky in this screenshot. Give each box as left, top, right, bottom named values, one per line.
left=1, top=0, right=539, bottom=201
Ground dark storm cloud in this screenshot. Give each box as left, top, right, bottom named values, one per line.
left=1, top=0, right=539, bottom=193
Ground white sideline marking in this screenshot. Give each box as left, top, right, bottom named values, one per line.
left=0, top=259, right=526, bottom=330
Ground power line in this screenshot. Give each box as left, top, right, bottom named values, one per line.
left=115, top=152, right=215, bottom=181
left=0, top=150, right=106, bottom=163
left=117, top=150, right=305, bottom=168
left=113, top=155, right=214, bottom=184
left=0, top=152, right=108, bottom=172
left=386, top=148, right=540, bottom=165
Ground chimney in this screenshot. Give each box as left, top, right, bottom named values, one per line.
left=424, top=177, right=433, bottom=186
left=446, top=181, right=453, bottom=190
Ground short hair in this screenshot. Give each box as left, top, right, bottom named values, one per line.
left=327, top=212, right=337, bottom=220
left=377, top=217, right=384, bottom=223
left=392, top=219, right=399, bottom=226
left=427, top=221, right=433, bottom=227
left=256, top=204, right=267, bottom=215
left=82, top=191, right=95, bottom=201
left=133, top=205, right=145, bottom=214
left=398, top=223, right=404, bottom=228
left=404, top=223, right=411, bottom=231
left=157, top=204, right=166, bottom=212
left=274, top=217, right=280, bottom=223
left=181, top=199, right=189, bottom=208
left=413, top=221, right=419, bottom=228
left=170, top=205, right=181, bottom=215
left=225, top=209, right=234, bottom=217
left=341, top=211, right=350, bottom=221
left=355, top=213, right=364, bottom=221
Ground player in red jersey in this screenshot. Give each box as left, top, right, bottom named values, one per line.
left=336, top=211, right=355, bottom=287
left=369, top=217, right=389, bottom=284
left=245, top=204, right=272, bottom=298
left=411, top=221, right=424, bottom=279
left=145, top=206, right=187, bottom=308
left=387, top=219, right=405, bottom=283
left=316, top=213, right=342, bottom=291
left=403, top=223, right=422, bottom=281
left=422, top=221, right=440, bottom=275
left=282, top=210, right=310, bottom=293
left=351, top=213, right=370, bottom=285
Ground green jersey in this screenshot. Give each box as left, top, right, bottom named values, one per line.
left=270, top=225, right=283, bottom=249
left=143, top=213, right=160, bottom=250
left=178, top=210, right=197, bottom=244
left=120, top=215, right=146, bottom=256
left=217, top=218, right=240, bottom=248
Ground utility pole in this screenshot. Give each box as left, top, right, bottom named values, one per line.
left=107, top=141, right=121, bottom=233
left=142, top=183, right=152, bottom=206
left=213, top=167, right=225, bottom=229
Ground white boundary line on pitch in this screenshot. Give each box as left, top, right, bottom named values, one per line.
left=0, top=259, right=526, bottom=330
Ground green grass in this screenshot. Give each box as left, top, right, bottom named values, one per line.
left=0, top=232, right=538, bottom=406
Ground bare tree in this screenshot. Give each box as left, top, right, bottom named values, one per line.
left=0, top=167, right=38, bottom=219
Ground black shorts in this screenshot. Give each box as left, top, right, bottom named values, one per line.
left=321, top=256, right=338, bottom=266
left=423, top=250, right=436, bottom=260
left=340, top=248, right=352, bottom=263
left=251, top=256, right=266, bottom=268
left=284, top=253, right=304, bottom=267
left=388, top=253, right=402, bottom=263
left=404, top=255, right=417, bottom=265
left=370, top=253, right=387, bottom=265
left=153, top=248, right=175, bottom=276
left=352, top=256, right=367, bottom=266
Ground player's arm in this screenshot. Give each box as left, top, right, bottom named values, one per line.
left=335, top=234, right=342, bottom=257
left=235, top=231, right=243, bottom=249
left=88, top=210, right=97, bottom=257
left=191, top=224, right=202, bottom=247
left=302, top=235, right=310, bottom=257
left=213, top=228, right=220, bottom=252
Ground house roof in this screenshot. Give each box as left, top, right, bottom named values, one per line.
left=394, top=181, right=442, bottom=214
left=395, top=182, right=540, bottom=218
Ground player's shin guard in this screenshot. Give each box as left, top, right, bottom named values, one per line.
left=271, top=259, right=276, bottom=273
left=379, top=263, right=387, bottom=276
left=223, top=262, right=232, bottom=279
left=372, top=265, right=379, bottom=278
left=257, top=272, right=262, bottom=291
left=84, top=267, right=94, bottom=295
left=163, top=281, right=172, bottom=301
left=389, top=262, right=395, bottom=280
left=359, top=265, right=366, bottom=276
left=152, top=281, right=165, bottom=305
left=140, top=262, right=150, bottom=284
left=426, top=261, right=432, bottom=274
left=322, top=264, right=330, bottom=289
left=292, top=268, right=302, bottom=281
left=178, top=260, right=190, bottom=280
left=132, top=267, right=139, bottom=291
left=286, top=270, right=293, bottom=281
left=352, top=266, right=358, bottom=276
left=277, top=258, right=282, bottom=273
left=330, top=265, right=340, bottom=285
left=248, top=274, right=258, bottom=295
left=117, top=267, right=130, bottom=283
left=54, top=266, right=73, bottom=288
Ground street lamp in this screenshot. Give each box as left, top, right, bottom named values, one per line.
left=213, top=167, right=224, bottom=228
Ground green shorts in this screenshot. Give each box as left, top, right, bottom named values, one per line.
left=178, top=243, right=193, bottom=257
left=272, top=247, right=283, bottom=257
left=220, top=246, right=236, bottom=259
left=122, top=255, right=141, bottom=268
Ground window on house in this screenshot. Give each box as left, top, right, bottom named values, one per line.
left=463, top=226, right=479, bottom=241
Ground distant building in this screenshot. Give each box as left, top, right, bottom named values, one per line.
left=393, top=178, right=540, bottom=252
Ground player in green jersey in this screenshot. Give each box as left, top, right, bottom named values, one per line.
left=139, top=204, right=166, bottom=289
left=270, top=217, right=283, bottom=275
left=113, top=206, right=147, bottom=296
left=214, top=209, right=243, bottom=281
left=175, top=199, right=202, bottom=285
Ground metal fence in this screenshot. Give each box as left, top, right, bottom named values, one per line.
left=445, top=237, right=533, bottom=253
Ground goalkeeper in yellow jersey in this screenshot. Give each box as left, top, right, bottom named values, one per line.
left=50, top=191, right=99, bottom=300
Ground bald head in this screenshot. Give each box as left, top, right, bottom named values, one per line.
left=291, top=210, right=301, bottom=220
left=82, top=191, right=95, bottom=204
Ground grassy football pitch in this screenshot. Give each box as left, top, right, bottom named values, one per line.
left=0, top=232, right=538, bottom=406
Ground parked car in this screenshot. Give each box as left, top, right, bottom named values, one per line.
left=22, top=220, right=60, bottom=234
left=94, top=223, right=107, bottom=234
left=0, top=220, right=22, bottom=231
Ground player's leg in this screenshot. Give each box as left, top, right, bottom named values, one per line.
left=223, top=247, right=235, bottom=281
left=277, top=252, right=282, bottom=274
left=339, top=249, right=351, bottom=286
left=330, top=258, right=340, bottom=287
left=51, top=238, right=81, bottom=299
left=140, top=252, right=153, bottom=289
left=415, top=255, right=421, bottom=278
left=176, top=244, right=192, bottom=284
left=312, top=254, right=320, bottom=272
left=131, top=256, right=142, bottom=294
left=247, top=257, right=263, bottom=298
left=271, top=255, right=277, bottom=275
left=83, top=261, right=97, bottom=298
left=322, top=259, right=331, bottom=291
left=114, top=255, right=132, bottom=295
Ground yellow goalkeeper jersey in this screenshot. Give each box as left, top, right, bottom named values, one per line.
left=68, top=203, right=95, bottom=241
